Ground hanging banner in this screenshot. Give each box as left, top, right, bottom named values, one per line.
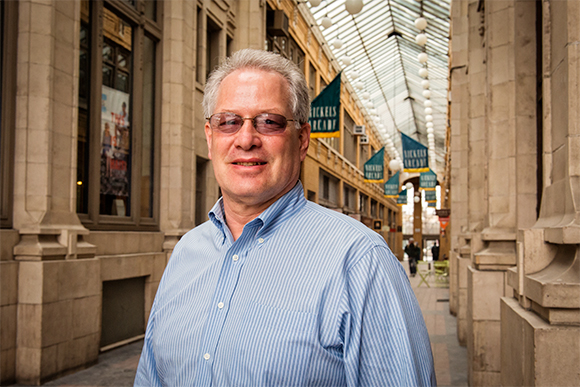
left=428, top=201, right=437, bottom=208
left=420, top=169, right=437, bottom=191
left=425, top=190, right=437, bottom=203
left=364, top=147, right=385, bottom=183
left=384, top=171, right=400, bottom=198
left=396, top=189, right=407, bottom=206
left=309, top=72, right=341, bottom=138
left=439, top=216, right=450, bottom=230
left=401, top=132, right=429, bottom=172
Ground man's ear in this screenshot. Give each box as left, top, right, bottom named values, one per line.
left=204, top=121, right=213, bottom=160
left=298, top=122, right=311, bottom=161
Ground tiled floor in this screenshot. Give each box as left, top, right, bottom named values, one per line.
left=16, top=260, right=467, bottom=387
left=406, top=262, right=468, bottom=387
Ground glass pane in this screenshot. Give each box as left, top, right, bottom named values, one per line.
left=117, top=49, right=130, bottom=71
left=141, top=35, right=155, bottom=218
left=100, top=8, right=133, bottom=216
left=77, top=10, right=90, bottom=213
left=144, top=0, right=156, bottom=22
left=102, top=42, right=113, bottom=63
left=102, top=64, right=114, bottom=88
left=116, top=71, right=130, bottom=93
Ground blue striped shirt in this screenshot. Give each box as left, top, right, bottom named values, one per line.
left=135, top=182, right=436, bottom=386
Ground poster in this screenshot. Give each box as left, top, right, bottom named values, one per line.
left=100, top=85, right=130, bottom=199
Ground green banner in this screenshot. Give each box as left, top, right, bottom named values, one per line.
left=384, top=171, right=400, bottom=198
left=425, top=190, right=437, bottom=203
left=401, top=132, right=429, bottom=172
left=420, top=169, right=437, bottom=191
left=364, top=147, right=384, bottom=183
left=309, top=72, right=341, bottom=138
left=428, top=201, right=437, bottom=208
left=397, top=189, right=407, bottom=206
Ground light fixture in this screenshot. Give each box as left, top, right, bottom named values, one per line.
left=425, top=114, right=433, bottom=122
left=389, top=159, right=401, bottom=171
left=355, top=81, right=364, bottom=90
left=418, top=52, right=428, bottom=63
left=345, top=0, right=364, bottom=15
left=321, top=16, right=332, bottom=29
left=424, top=100, right=432, bottom=108
left=366, top=101, right=374, bottom=108
left=422, top=80, right=430, bottom=89
left=422, top=90, right=431, bottom=98
left=341, top=55, right=352, bottom=66
left=426, top=122, right=434, bottom=128
left=332, top=38, right=343, bottom=49
left=309, top=0, right=322, bottom=6
left=427, top=127, right=434, bottom=134
left=414, top=17, right=427, bottom=30
left=419, top=68, right=428, bottom=78
left=428, top=133, right=434, bottom=140
left=349, top=69, right=359, bottom=79
left=414, top=196, right=421, bottom=203
left=424, top=107, right=432, bottom=115
left=362, top=91, right=370, bottom=100
left=415, top=33, right=427, bottom=46
left=406, top=182, right=413, bottom=190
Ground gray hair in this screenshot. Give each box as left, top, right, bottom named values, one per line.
left=202, top=49, right=310, bottom=125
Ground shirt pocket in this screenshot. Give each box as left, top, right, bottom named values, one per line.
left=220, top=301, right=316, bottom=386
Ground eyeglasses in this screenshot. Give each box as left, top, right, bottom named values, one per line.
left=206, top=112, right=296, bottom=135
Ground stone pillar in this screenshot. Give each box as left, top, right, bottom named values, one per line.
left=11, top=1, right=98, bottom=383
left=412, top=184, right=423, bottom=251
left=466, top=1, right=539, bottom=385
left=501, top=1, right=580, bottom=385
left=236, top=0, right=266, bottom=51
left=448, top=0, right=469, bottom=320
left=160, top=0, right=197, bottom=257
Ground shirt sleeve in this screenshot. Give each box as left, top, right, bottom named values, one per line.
left=134, top=310, right=162, bottom=387
left=341, top=245, right=436, bottom=387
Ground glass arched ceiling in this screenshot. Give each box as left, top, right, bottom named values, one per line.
left=304, top=0, right=451, bottom=173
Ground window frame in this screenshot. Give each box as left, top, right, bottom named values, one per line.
left=0, top=0, right=17, bottom=229
left=77, top=0, right=162, bottom=231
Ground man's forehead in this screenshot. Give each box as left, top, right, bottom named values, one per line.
left=223, top=67, right=288, bottom=86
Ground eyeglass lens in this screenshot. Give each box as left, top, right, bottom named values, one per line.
left=210, top=113, right=290, bottom=135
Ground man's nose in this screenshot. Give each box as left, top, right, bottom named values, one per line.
left=233, top=118, right=261, bottom=149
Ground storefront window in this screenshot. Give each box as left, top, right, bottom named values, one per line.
left=77, top=0, right=161, bottom=229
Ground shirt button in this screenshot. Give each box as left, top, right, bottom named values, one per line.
left=217, top=302, right=224, bottom=309
left=203, top=353, right=210, bottom=361
left=232, top=254, right=239, bottom=261
left=258, top=238, right=264, bottom=243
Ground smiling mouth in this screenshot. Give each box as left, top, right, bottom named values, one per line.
left=234, top=162, right=266, bottom=166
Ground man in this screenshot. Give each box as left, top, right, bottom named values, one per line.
left=405, top=238, right=421, bottom=277
left=431, top=240, right=440, bottom=261
left=135, top=49, right=435, bottom=386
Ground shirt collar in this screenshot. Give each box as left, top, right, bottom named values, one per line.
left=208, top=181, right=307, bottom=244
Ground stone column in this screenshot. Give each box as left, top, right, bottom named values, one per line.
left=501, top=1, right=580, bottom=385
left=12, top=1, right=98, bottom=383
left=236, top=0, right=266, bottom=51
left=448, top=0, right=469, bottom=324
left=466, top=1, right=539, bottom=385
left=160, top=0, right=196, bottom=257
